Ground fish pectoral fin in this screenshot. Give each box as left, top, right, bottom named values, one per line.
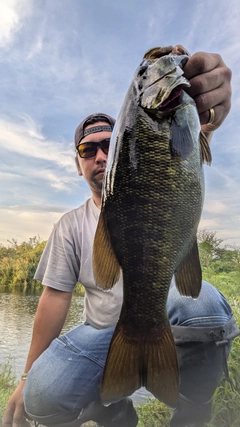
left=93, top=211, right=121, bottom=289
left=101, top=324, right=179, bottom=409
left=200, top=131, right=212, bottom=165
left=174, top=239, right=202, bottom=298
left=170, top=117, right=193, bottom=160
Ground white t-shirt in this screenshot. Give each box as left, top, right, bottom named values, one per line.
left=34, top=197, right=123, bottom=329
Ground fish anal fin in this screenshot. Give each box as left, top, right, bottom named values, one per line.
left=101, top=324, right=179, bottom=408
left=175, top=239, right=202, bottom=298
left=93, top=211, right=120, bottom=289
left=200, top=131, right=212, bottom=165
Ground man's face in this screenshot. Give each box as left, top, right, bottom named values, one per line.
left=77, top=121, right=112, bottom=194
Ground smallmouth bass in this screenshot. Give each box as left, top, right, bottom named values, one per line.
left=93, top=45, right=211, bottom=408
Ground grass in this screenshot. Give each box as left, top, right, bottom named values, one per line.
left=136, top=398, right=171, bottom=427
left=0, top=357, right=17, bottom=425
left=204, top=296, right=240, bottom=427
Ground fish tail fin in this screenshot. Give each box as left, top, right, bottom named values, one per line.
left=175, top=238, right=202, bottom=298
left=101, top=324, right=179, bottom=408
left=144, top=326, right=179, bottom=407
left=101, top=326, right=142, bottom=404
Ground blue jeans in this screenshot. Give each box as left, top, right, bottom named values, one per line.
left=23, top=281, right=238, bottom=425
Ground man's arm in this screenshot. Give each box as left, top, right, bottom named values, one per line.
left=24, top=286, right=72, bottom=371
left=2, top=286, right=72, bottom=427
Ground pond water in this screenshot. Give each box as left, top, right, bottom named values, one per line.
left=0, top=288, right=152, bottom=404
left=0, top=289, right=84, bottom=376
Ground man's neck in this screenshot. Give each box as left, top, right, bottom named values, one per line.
left=92, top=194, right=102, bottom=209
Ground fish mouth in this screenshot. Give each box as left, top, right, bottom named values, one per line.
left=158, top=85, right=184, bottom=111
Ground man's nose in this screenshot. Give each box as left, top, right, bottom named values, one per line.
left=95, top=146, right=107, bottom=162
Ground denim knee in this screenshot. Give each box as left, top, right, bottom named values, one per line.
left=167, top=280, right=239, bottom=403
left=167, top=280, right=233, bottom=327
left=23, top=337, right=98, bottom=418
left=23, top=324, right=115, bottom=424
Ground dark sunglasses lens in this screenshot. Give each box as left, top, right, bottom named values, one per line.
left=101, top=139, right=110, bottom=154
left=78, top=142, right=96, bottom=158
left=77, top=139, right=110, bottom=158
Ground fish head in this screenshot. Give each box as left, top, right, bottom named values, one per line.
left=136, top=47, right=191, bottom=113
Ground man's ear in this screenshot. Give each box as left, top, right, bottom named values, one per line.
left=75, top=155, right=83, bottom=176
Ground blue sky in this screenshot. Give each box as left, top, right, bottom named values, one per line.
left=0, top=0, right=240, bottom=247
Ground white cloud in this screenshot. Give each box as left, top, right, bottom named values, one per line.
left=35, top=169, right=77, bottom=193
left=0, top=115, right=74, bottom=169
left=0, top=170, right=21, bottom=180
left=0, top=207, right=62, bottom=244
left=0, top=0, right=19, bottom=47
left=204, top=200, right=228, bottom=214
left=0, top=0, right=32, bottom=48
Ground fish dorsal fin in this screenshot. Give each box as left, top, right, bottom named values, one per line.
left=174, top=239, right=202, bottom=298
left=143, top=46, right=174, bottom=61
left=93, top=211, right=121, bottom=289
left=143, top=45, right=190, bottom=62
left=170, top=116, right=193, bottom=159
left=200, top=131, right=212, bottom=165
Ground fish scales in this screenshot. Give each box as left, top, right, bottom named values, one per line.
left=93, top=45, right=211, bottom=408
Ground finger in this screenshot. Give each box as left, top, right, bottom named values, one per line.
left=12, top=413, right=32, bottom=427
left=12, top=406, right=32, bottom=427
left=185, top=67, right=229, bottom=101
left=194, top=85, right=231, bottom=122
left=183, top=52, right=232, bottom=130
left=183, top=52, right=223, bottom=80
left=200, top=105, right=223, bottom=133
left=2, top=401, right=15, bottom=426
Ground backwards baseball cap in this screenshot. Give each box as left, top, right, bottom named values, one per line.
left=74, top=113, right=116, bottom=148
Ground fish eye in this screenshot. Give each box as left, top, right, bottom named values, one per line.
left=138, top=64, right=148, bottom=77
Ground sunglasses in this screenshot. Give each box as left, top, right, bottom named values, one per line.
left=76, top=139, right=110, bottom=158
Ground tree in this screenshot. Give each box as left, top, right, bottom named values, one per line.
left=0, top=236, right=46, bottom=290
left=197, top=229, right=223, bottom=270
left=226, top=244, right=240, bottom=273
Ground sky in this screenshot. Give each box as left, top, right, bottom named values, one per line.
left=0, top=0, right=240, bottom=247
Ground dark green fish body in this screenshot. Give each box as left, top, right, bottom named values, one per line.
left=93, top=46, right=211, bottom=408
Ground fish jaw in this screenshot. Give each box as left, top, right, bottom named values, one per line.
left=138, top=54, right=190, bottom=111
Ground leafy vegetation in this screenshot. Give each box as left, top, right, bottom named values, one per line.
left=0, top=236, right=85, bottom=295
left=0, top=236, right=46, bottom=291
left=0, top=230, right=239, bottom=425
left=197, top=230, right=240, bottom=294
left=0, top=358, right=17, bottom=425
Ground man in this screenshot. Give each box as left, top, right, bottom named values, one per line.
left=3, top=51, right=239, bottom=427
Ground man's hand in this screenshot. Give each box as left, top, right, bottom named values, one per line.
left=183, top=51, right=232, bottom=133
left=2, top=382, right=32, bottom=427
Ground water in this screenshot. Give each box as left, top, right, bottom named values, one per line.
left=0, top=289, right=84, bottom=376
left=0, top=288, right=152, bottom=404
